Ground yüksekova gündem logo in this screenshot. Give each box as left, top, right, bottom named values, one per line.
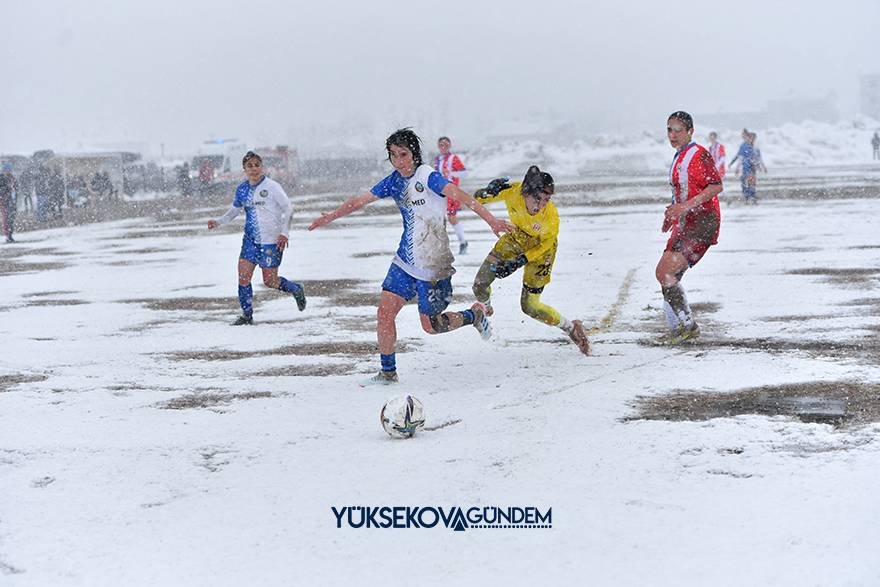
left=332, top=506, right=552, bottom=532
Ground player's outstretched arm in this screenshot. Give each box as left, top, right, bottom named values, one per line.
left=444, top=184, right=514, bottom=236
left=308, top=192, right=378, bottom=231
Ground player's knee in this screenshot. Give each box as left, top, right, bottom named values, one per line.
left=427, top=313, right=450, bottom=334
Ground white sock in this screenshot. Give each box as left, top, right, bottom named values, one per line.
left=663, top=300, right=681, bottom=330
left=559, top=316, right=573, bottom=334
left=453, top=222, right=466, bottom=244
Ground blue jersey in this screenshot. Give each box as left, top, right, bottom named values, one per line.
left=215, top=176, right=292, bottom=244
left=734, top=143, right=761, bottom=173
left=371, top=164, right=453, bottom=281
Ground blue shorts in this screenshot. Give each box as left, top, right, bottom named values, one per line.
left=381, top=263, right=453, bottom=316
left=240, top=236, right=283, bottom=269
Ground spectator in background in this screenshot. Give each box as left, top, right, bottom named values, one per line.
left=0, top=163, right=17, bottom=243
left=177, top=163, right=193, bottom=197
left=18, top=164, right=35, bottom=212
left=48, top=168, right=65, bottom=219
left=198, top=159, right=214, bottom=195
left=35, top=164, right=50, bottom=222
left=872, top=132, right=880, bottom=160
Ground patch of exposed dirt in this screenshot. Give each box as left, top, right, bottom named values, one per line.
left=110, top=228, right=204, bottom=240
left=787, top=267, right=880, bottom=286
left=119, top=247, right=178, bottom=255
left=762, top=313, right=841, bottom=323
left=21, top=290, right=79, bottom=298
left=626, top=380, right=880, bottom=429
left=164, top=340, right=418, bottom=362
left=123, top=297, right=238, bottom=312
left=0, top=373, right=49, bottom=392
left=24, top=299, right=89, bottom=307
left=350, top=251, right=393, bottom=259
left=642, top=335, right=880, bottom=364
left=159, top=390, right=274, bottom=410
left=252, top=364, right=358, bottom=377
left=0, top=260, right=69, bottom=276
left=689, top=301, right=721, bottom=314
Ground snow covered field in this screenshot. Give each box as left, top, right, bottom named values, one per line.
left=2, top=170, right=880, bottom=586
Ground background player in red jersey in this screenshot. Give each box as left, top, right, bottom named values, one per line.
left=656, top=111, right=723, bottom=343
left=434, top=136, right=469, bottom=254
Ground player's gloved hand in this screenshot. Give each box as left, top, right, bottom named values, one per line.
left=475, top=178, right=511, bottom=199
left=492, top=254, right=528, bottom=279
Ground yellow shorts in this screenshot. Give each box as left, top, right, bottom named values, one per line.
left=491, top=233, right=557, bottom=290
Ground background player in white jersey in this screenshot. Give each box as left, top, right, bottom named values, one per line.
left=434, top=136, right=469, bottom=254
left=308, top=129, right=513, bottom=385
left=208, top=151, right=306, bottom=325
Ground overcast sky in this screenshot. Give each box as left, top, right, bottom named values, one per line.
left=1, top=0, right=877, bottom=157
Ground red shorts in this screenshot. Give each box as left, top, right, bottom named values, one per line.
left=446, top=196, right=462, bottom=215
left=665, top=232, right=712, bottom=267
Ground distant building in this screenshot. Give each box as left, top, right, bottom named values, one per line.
left=860, top=74, right=880, bottom=120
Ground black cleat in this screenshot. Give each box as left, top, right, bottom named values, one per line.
left=291, top=282, right=307, bottom=311
left=232, top=314, right=253, bottom=326
left=459, top=242, right=469, bottom=255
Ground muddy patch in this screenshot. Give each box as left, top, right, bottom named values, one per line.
left=0, top=260, right=69, bottom=276
left=649, top=335, right=880, bottom=363
left=350, top=251, right=393, bottom=259
left=118, top=247, right=178, bottom=255
left=165, top=340, right=418, bottom=362
left=626, top=380, right=880, bottom=429
left=0, top=373, right=49, bottom=392
left=159, top=390, right=274, bottom=410
left=689, top=301, right=721, bottom=314
left=109, top=228, right=204, bottom=240
left=787, top=267, right=880, bottom=286
left=21, top=290, right=79, bottom=298
left=123, top=296, right=238, bottom=312
left=24, top=299, right=89, bottom=307
left=252, top=364, right=359, bottom=377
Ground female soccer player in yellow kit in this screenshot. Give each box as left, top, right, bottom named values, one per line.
left=472, top=166, right=591, bottom=355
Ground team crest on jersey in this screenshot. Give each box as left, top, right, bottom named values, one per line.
left=259, top=190, right=269, bottom=198
left=415, top=182, right=425, bottom=193
left=532, top=223, right=541, bottom=232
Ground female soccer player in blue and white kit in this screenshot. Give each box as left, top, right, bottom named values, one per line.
left=208, top=151, right=306, bottom=325
left=308, top=129, right=514, bottom=385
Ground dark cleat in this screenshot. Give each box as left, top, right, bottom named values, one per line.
left=232, top=314, right=253, bottom=326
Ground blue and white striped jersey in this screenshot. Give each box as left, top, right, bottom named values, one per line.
left=371, top=164, right=454, bottom=281
left=216, top=176, right=292, bottom=244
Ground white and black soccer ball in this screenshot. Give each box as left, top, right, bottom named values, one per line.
left=380, top=395, right=426, bottom=439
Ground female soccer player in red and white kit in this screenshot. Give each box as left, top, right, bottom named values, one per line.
left=655, top=111, right=723, bottom=343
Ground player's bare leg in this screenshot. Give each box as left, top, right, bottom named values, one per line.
left=655, top=251, right=698, bottom=342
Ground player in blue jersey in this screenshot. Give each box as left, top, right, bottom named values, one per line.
left=208, top=151, right=306, bottom=325
left=730, top=130, right=767, bottom=204
left=308, top=128, right=514, bottom=385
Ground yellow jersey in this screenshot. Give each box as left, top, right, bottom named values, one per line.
left=476, top=181, right=559, bottom=262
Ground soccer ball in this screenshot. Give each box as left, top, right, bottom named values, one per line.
left=380, top=395, right=426, bottom=439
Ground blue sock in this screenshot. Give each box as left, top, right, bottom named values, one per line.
left=380, top=353, right=396, bottom=372
left=460, top=309, right=475, bottom=325
left=279, top=277, right=302, bottom=294
left=238, top=284, right=253, bottom=316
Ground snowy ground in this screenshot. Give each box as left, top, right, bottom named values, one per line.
left=1, top=170, right=880, bottom=586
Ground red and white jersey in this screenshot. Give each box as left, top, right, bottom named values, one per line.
left=434, top=153, right=467, bottom=186
left=669, top=142, right=722, bottom=241
left=708, top=142, right=726, bottom=177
